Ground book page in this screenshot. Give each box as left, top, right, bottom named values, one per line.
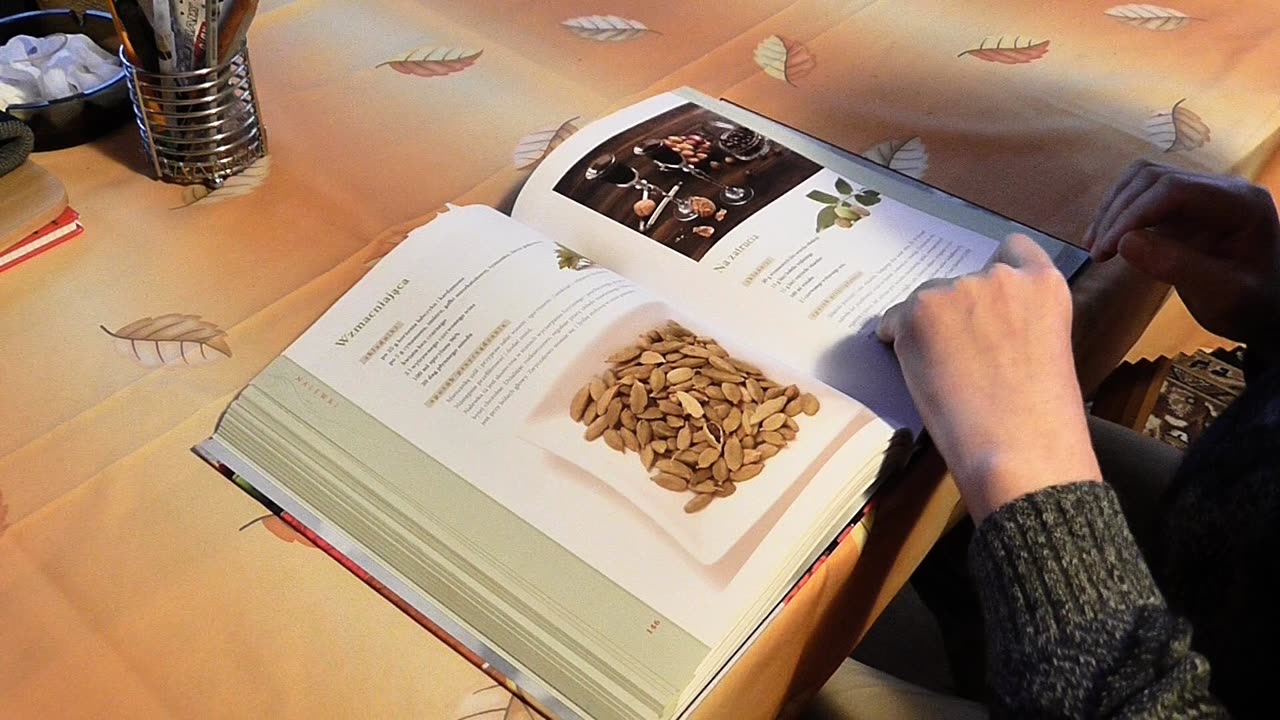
left=513, top=92, right=1087, bottom=430
left=283, top=205, right=891, bottom=647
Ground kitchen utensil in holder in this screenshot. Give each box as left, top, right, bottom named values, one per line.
left=121, top=44, right=267, bottom=187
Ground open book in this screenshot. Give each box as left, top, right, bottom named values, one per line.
left=198, top=89, right=1088, bottom=720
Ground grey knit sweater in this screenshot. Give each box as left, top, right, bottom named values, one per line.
left=969, top=351, right=1279, bottom=717
left=0, top=110, right=34, bottom=177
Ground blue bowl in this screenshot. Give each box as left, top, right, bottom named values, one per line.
left=1, top=9, right=130, bottom=151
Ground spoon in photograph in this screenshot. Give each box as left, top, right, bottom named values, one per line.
left=635, top=139, right=754, bottom=206
left=584, top=154, right=693, bottom=229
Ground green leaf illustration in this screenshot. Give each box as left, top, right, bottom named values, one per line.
left=835, top=177, right=853, bottom=195
left=816, top=205, right=837, bottom=232
left=807, top=190, right=839, bottom=204
left=556, top=245, right=594, bottom=270
left=854, top=190, right=881, bottom=206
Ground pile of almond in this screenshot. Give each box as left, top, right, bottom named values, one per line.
left=662, top=133, right=713, bottom=167
left=569, top=321, right=820, bottom=513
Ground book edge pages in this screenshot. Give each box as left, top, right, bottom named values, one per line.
left=195, top=437, right=588, bottom=720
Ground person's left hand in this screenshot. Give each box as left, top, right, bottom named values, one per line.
left=877, top=235, right=1102, bottom=522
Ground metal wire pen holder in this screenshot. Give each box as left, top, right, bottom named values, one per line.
left=121, top=44, right=267, bottom=187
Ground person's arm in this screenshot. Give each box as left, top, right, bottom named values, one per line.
left=877, top=234, right=1230, bottom=716
left=970, top=482, right=1225, bottom=717
left=1085, top=161, right=1280, bottom=371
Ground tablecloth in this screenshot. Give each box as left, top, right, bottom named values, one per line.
left=3, top=1, right=1279, bottom=716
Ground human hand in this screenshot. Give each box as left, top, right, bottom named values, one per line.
left=1084, top=161, right=1280, bottom=354
left=878, top=235, right=1101, bottom=522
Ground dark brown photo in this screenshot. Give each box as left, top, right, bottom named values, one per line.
left=554, top=103, right=821, bottom=262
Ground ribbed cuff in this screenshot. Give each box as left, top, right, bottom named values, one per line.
left=0, top=113, right=34, bottom=178
left=969, top=481, right=1165, bottom=649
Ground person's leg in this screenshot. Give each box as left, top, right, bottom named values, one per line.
left=1086, top=415, right=1183, bottom=556
left=910, top=518, right=985, bottom=700
left=803, top=659, right=987, bottom=720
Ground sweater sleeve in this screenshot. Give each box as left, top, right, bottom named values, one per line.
left=968, top=481, right=1229, bottom=718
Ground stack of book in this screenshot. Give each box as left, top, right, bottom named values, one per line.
left=0, top=161, right=83, bottom=274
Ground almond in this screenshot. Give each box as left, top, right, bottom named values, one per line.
left=569, top=384, right=591, bottom=422
left=629, top=382, right=648, bottom=415
left=653, top=473, right=688, bottom=491
left=603, top=429, right=625, bottom=452
left=684, top=494, right=713, bottom=513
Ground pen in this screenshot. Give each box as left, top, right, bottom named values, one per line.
left=107, top=0, right=159, bottom=70
left=205, top=0, right=219, bottom=67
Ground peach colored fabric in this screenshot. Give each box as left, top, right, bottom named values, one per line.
left=3, top=1, right=1277, bottom=716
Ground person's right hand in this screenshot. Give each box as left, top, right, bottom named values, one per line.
left=1084, top=161, right=1280, bottom=354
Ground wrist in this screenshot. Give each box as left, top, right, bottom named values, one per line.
left=957, top=445, right=1102, bottom=524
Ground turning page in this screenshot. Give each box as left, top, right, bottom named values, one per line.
left=514, top=90, right=1089, bottom=430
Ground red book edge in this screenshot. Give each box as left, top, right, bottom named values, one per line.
left=0, top=207, right=83, bottom=274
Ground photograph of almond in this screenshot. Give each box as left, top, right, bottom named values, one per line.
left=520, top=303, right=869, bottom=566
left=570, top=320, right=820, bottom=515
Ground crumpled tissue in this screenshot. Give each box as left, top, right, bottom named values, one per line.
left=0, top=33, right=122, bottom=110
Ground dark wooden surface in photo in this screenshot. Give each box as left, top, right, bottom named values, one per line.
left=554, top=103, right=821, bottom=262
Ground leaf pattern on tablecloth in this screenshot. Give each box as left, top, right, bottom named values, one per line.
left=101, top=314, right=232, bottom=368
left=512, top=118, right=581, bottom=170
left=1105, top=4, right=1194, bottom=31
left=364, top=206, right=452, bottom=267
left=239, top=514, right=317, bottom=548
left=455, top=684, right=534, bottom=720
left=378, top=47, right=482, bottom=77
left=561, top=15, right=656, bottom=42
left=863, top=137, right=929, bottom=179
left=178, top=157, right=271, bottom=208
left=754, top=35, right=816, bottom=85
left=959, top=37, right=1050, bottom=64
left=1145, top=98, right=1210, bottom=152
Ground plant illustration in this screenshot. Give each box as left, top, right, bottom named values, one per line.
left=101, top=313, right=232, bottom=368
left=1105, top=4, right=1196, bottom=31
left=556, top=245, right=595, bottom=270
left=239, top=513, right=317, bottom=548
left=754, top=35, right=817, bottom=85
left=1145, top=98, right=1210, bottom=152
left=958, top=37, right=1050, bottom=64
left=562, top=15, right=657, bottom=42
left=378, top=47, right=482, bottom=76
left=807, top=178, right=880, bottom=232
left=455, top=683, right=535, bottom=720
left=863, top=136, right=928, bottom=179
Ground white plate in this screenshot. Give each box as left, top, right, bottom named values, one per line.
left=520, top=302, right=863, bottom=565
